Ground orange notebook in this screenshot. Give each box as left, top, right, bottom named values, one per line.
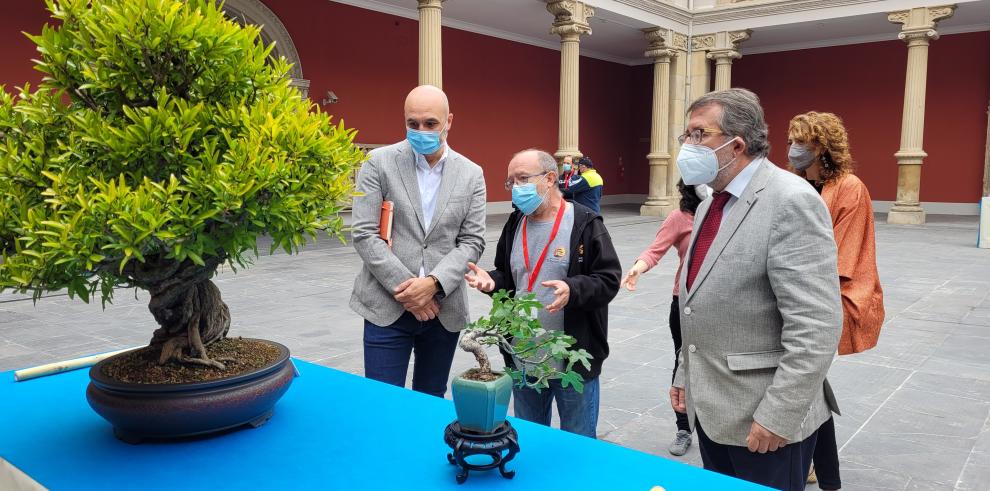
left=379, top=200, right=394, bottom=247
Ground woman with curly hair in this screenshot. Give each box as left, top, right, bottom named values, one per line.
left=620, top=179, right=707, bottom=457
left=787, top=111, right=886, bottom=491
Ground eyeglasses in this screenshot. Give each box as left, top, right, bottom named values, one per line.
left=504, top=172, right=547, bottom=190
left=677, top=127, right=724, bottom=145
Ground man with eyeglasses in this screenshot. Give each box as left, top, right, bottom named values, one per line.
left=464, top=149, right=620, bottom=438
left=668, top=88, right=841, bottom=491
left=350, top=85, right=486, bottom=398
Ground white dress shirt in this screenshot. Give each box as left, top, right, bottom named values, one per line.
left=719, top=157, right=763, bottom=225
left=415, top=145, right=449, bottom=276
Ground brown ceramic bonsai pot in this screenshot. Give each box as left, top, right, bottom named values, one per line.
left=86, top=339, right=294, bottom=444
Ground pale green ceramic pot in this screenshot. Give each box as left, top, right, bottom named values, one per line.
left=451, top=370, right=512, bottom=433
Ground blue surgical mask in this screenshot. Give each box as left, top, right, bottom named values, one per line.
left=512, top=182, right=550, bottom=215
left=675, top=138, right=737, bottom=185
left=406, top=126, right=444, bottom=155
left=562, top=164, right=572, bottom=172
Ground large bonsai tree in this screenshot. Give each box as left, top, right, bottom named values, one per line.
left=0, top=0, right=362, bottom=369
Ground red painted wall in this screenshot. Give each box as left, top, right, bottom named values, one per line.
left=0, top=0, right=50, bottom=90
left=924, top=31, right=990, bottom=203
left=625, top=64, right=655, bottom=198
left=263, top=0, right=649, bottom=200
left=734, top=31, right=990, bottom=203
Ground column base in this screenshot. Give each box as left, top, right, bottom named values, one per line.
left=640, top=202, right=676, bottom=218
left=886, top=206, right=926, bottom=225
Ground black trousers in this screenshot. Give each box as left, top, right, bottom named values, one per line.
left=669, top=296, right=690, bottom=432
left=812, top=416, right=842, bottom=490
left=696, top=420, right=819, bottom=491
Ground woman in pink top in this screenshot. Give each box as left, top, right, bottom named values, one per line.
left=621, top=179, right=707, bottom=457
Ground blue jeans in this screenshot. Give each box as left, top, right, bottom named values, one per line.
left=512, top=377, right=600, bottom=438
left=363, top=312, right=460, bottom=398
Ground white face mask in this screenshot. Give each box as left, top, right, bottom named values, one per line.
left=676, top=138, right=738, bottom=186
left=694, top=184, right=712, bottom=200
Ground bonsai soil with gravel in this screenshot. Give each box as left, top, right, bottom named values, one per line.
left=102, top=338, right=281, bottom=384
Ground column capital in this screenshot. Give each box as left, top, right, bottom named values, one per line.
left=417, top=0, right=445, bottom=9
left=707, top=49, right=741, bottom=62
left=705, top=29, right=751, bottom=59
left=643, top=27, right=680, bottom=60
left=691, top=33, right=716, bottom=51
left=547, top=1, right=594, bottom=40
left=889, top=5, right=956, bottom=42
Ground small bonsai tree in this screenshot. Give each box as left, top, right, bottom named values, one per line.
left=459, top=290, right=592, bottom=392
left=0, top=0, right=363, bottom=369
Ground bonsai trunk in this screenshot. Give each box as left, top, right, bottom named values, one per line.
left=146, top=259, right=231, bottom=369
left=459, top=330, right=491, bottom=376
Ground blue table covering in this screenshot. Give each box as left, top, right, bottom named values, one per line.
left=0, top=360, right=768, bottom=490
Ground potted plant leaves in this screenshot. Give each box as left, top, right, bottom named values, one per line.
left=0, top=0, right=363, bottom=441
left=452, top=290, right=592, bottom=433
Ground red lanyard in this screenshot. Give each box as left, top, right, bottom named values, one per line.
left=521, top=202, right=567, bottom=292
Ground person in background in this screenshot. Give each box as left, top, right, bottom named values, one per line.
left=558, top=156, right=577, bottom=193
left=464, top=149, right=621, bottom=438
left=562, top=156, right=603, bottom=213
left=621, top=180, right=709, bottom=456
left=788, top=111, right=886, bottom=491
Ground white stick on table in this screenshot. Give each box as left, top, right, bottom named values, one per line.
left=13, top=346, right=143, bottom=382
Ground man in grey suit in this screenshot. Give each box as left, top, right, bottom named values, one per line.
left=350, top=85, right=486, bottom=397
left=669, top=88, right=842, bottom=491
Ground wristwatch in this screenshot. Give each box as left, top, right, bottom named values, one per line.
left=428, top=274, right=445, bottom=299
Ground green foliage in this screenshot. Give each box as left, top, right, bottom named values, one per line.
left=0, top=0, right=363, bottom=305
left=465, top=290, right=592, bottom=393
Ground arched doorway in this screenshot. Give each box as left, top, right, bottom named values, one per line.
left=220, top=0, right=310, bottom=98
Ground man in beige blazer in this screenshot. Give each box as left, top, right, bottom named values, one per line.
left=669, top=88, right=842, bottom=491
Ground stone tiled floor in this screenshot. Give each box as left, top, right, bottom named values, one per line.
left=2, top=205, right=988, bottom=490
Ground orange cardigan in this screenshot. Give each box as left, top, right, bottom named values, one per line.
left=822, top=174, right=886, bottom=354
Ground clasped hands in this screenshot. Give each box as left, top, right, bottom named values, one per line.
left=394, top=276, right=440, bottom=321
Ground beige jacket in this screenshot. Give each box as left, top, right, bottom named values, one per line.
left=674, top=160, right=842, bottom=446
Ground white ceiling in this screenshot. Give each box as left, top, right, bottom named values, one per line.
left=330, top=0, right=990, bottom=64
left=743, top=0, right=990, bottom=54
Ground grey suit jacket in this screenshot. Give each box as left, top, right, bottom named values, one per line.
left=349, top=140, right=486, bottom=331
left=673, top=159, right=842, bottom=446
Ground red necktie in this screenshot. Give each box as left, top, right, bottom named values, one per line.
left=686, top=192, right=732, bottom=292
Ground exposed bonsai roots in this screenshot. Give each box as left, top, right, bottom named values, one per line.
left=149, top=274, right=231, bottom=370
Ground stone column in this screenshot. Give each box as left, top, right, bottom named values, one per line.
left=886, top=5, right=956, bottom=225
left=707, top=30, right=751, bottom=91
left=547, top=1, right=594, bottom=161
left=641, top=28, right=678, bottom=217
left=417, top=0, right=445, bottom=88
left=688, top=34, right=714, bottom=103
left=984, top=99, right=990, bottom=198
left=667, top=32, right=689, bottom=199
